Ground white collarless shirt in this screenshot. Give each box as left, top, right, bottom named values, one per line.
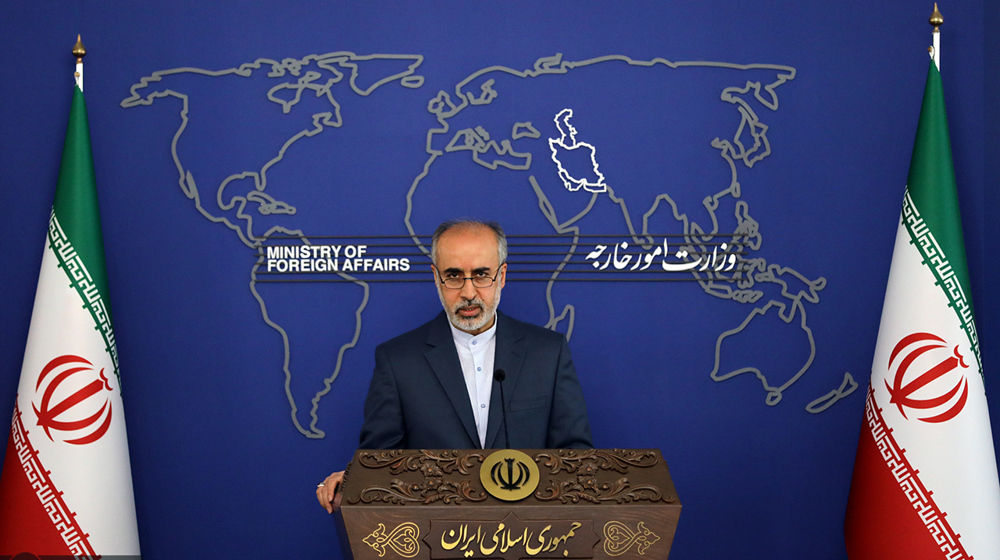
left=448, top=320, right=497, bottom=448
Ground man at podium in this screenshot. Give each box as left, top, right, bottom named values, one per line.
left=317, top=219, right=592, bottom=513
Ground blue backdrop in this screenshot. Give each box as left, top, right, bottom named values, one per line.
left=2, top=2, right=998, bottom=559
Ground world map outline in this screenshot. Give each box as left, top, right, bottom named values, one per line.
left=120, top=51, right=857, bottom=439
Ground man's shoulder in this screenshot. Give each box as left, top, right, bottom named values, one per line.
left=498, top=311, right=567, bottom=346
left=375, top=312, right=447, bottom=354
left=373, top=311, right=568, bottom=354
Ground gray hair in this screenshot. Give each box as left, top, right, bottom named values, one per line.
left=431, top=219, right=508, bottom=266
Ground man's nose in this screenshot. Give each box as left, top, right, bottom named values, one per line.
left=460, top=278, right=478, bottom=299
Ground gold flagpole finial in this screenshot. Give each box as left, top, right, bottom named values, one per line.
left=73, top=35, right=86, bottom=63
left=929, top=3, right=943, bottom=32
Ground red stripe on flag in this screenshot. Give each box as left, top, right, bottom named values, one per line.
left=0, top=404, right=97, bottom=556
left=845, top=387, right=971, bottom=560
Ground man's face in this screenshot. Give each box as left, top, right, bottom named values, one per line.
left=432, top=225, right=506, bottom=335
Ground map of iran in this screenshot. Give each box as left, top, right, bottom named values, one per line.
left=405, top=54, right=852, bottom=413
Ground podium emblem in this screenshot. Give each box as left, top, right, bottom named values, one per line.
left=480, top=450, right=539, bottom=501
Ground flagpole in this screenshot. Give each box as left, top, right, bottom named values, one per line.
left=73, top=34, right=85, bottom=91
left=929, top=4, right=942, bottom=69
left=844, top=8, right=1000, bottom=556
left=0, top=33, right=142, bottom=556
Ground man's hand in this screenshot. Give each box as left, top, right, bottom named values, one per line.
left=316, top=471, right=344, bottom=514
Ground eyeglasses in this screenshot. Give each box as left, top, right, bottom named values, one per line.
left=436, top=264, right=505, bottom=290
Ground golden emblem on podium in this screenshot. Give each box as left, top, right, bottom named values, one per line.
left=602, top=521, right=660, bottom=556
left=480, top=449, right=539, bottom=501
left=363, top=522, right=421, bottom=558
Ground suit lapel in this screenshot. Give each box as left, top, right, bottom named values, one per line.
left=424, top=312, right=480, bottom=448
left=485, top=312, right=525, bottom=449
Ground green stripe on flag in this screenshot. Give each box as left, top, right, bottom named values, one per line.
left=48, top=212, right=121, bottom=385
left=905, top=60, right=974, bottom=322
left=52, top=85, right=114, bottom=330
left=901, top=192, right=981, bottom=377
left=50, top=84, right=120, bottom=386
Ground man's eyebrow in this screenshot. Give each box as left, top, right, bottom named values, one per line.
left=441, top=266, right=492, bottom=275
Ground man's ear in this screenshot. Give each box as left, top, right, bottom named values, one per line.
left=499, top=262, right=507, bottom=288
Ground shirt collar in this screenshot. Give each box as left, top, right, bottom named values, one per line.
left=447, top=316, right=498, bottom=347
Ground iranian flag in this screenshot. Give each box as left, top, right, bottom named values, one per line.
left=0, top=56, right=141, bottom=557
left=844, top=59, right=1000, bottom=558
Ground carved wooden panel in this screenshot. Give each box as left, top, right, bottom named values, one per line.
left=335, top=449, right=681, bottom=560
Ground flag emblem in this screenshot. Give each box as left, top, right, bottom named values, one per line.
left=885, top=332, right=968, bottom=423
left=31, top=354, right=114, bottom=445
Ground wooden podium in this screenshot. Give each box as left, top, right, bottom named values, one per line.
left=334, top=449, right=681, bottom=560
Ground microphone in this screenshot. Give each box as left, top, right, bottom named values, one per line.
left=493, top=369, right=510, bottom=449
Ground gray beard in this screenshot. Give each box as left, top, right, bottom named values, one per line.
left=437, top=285, right=502, bottom=333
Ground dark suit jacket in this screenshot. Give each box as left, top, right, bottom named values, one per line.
left=359, top=311, right=592, bottom=450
